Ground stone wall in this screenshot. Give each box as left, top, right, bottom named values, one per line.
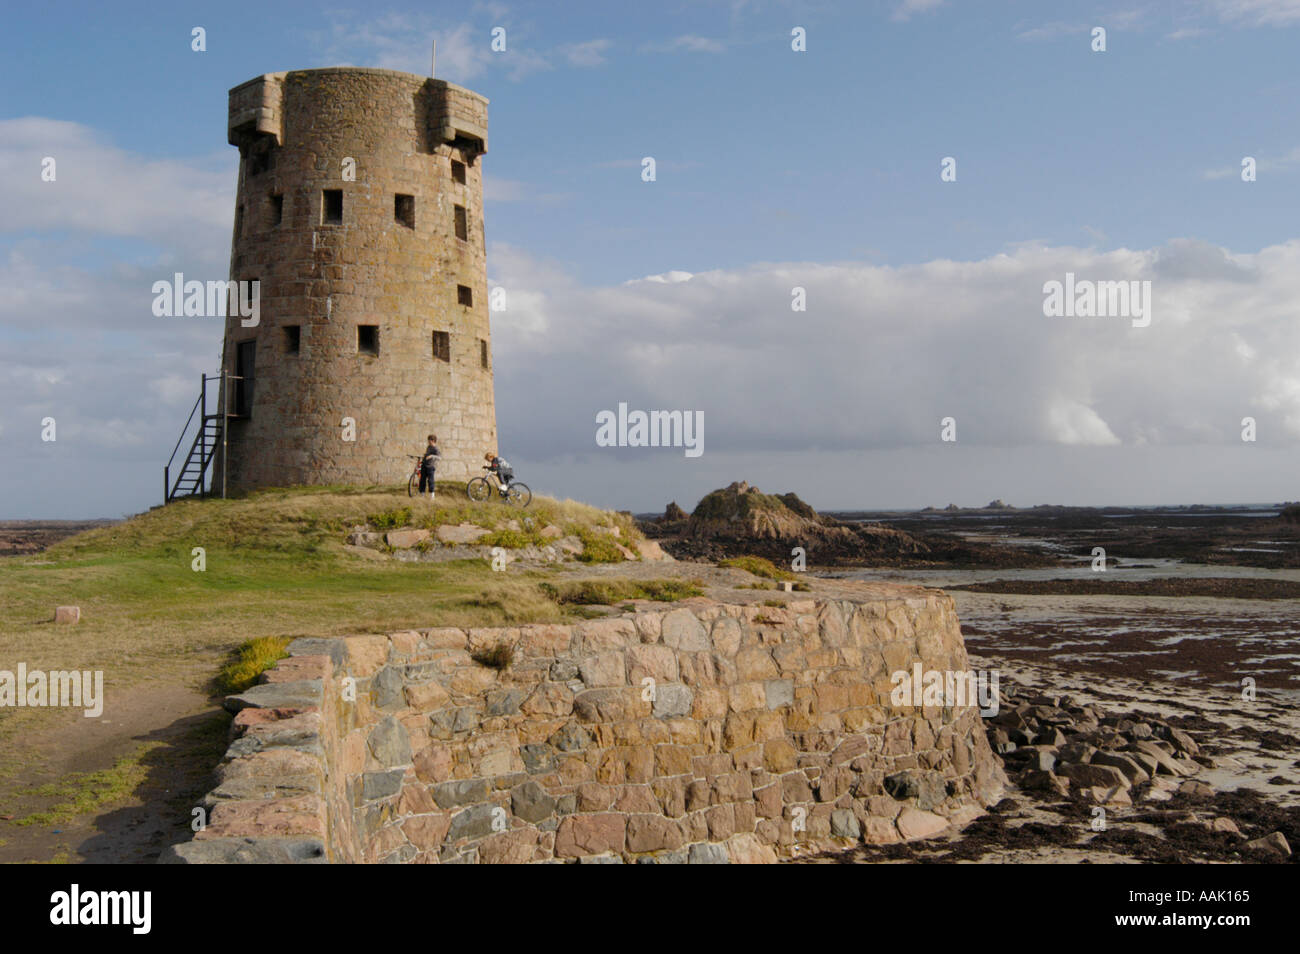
left=165, top=587, right=1004, bottom=863
left=215, top=67, right=497, bottom=491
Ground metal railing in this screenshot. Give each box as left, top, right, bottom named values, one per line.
left=164, top=372, right=238, bottom=504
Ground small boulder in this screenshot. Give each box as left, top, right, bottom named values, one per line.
left=54, top=606, right=81, bottom=624
left=1091, top=751, right=1151, bottom=785
left=633, top=539, right=673, bottom=562
left=436, top=523, right=490, bottom=545
left=1059, top=762, right=1131, bottom=791
left=1204, top=817, right=1240, bottom=836
left=385, top=529, right=430, bottom=548
left=1244, top=832, right=1291, bottom=858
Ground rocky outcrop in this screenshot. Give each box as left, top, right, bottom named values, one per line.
left=644, top=481, right=999, bottom=567
left=987, top=685, right=1207, bottom=806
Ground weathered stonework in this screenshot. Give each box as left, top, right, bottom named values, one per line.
left=164, top=585, right=1005, bottom=864
left=214, top=67, right=496, bottom=491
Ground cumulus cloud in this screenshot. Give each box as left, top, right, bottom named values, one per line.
left=488, top=239, right=1300, bottom=463
left=0, top=118, right=232, bottom=254
left=0, top=120, right=229, bottom=515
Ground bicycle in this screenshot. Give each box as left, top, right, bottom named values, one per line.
left=466, top=466, right=532, bottom=507
left=406, top=455, right=434, bottom=498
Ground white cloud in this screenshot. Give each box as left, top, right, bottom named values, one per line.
left=0, top=118, right=232, bottom=252
left=894, top=0, right=944, bottom=22
left=640, top=35, right=727, bottom=53
left=311, top=14, right=493, bottom=81
left=629, top=271, right=695, bottom=285
left=1203, top=145, right=1300, bottom=179
left=488, top=239, right=1300, bottom=465
left=562, top=38, right=613, bottom=66
left=1047, top=400, right=1121, bottom=445
left=1209, top=0, right=1300, bottom=24
left=309, top=14, right=611, bottom=82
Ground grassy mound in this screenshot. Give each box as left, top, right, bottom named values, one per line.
left=0, top=484, right=648, bottom=741
left=53, top=481, right=639, bottom=561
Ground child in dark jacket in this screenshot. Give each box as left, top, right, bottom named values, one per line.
left=484, top=451, right=512, bottom=493
left=420, top=435, right=441, bottom=498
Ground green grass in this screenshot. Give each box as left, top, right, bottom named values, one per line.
left=480, top=527, right=544, bottom=549
left=541, top=578, right=704, bottom=605
left=0, top=482, right=662, bottom=860
left=14, top=748, right=157, bottom=827
left=368, top=506, right=413, bottom=530
left=216, top=636, right=292, bottom=694
left=718, top=555, right=796, bottom=581
left=0, top=484, right=639, bottom=747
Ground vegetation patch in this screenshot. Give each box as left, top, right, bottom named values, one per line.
left=719, top=555, right=795, bottom=580
left=368, top=506, right=413, bottom=531
left=14, top=748, right=157, bottom=827
left=542, top=578, right=703, bottom=606
left=216, top=636, right=291, bottom=694
left=480, top=527, right=544, bottom=549
left=575, top=528, right=626, bottom=563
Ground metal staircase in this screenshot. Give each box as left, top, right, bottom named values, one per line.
left=164, top=373, right=226, bottom=503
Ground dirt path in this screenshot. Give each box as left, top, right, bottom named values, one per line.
left=0, top=664, right=227, bottom=864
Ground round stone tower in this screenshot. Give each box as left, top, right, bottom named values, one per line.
left=213, top=67, right=496, bottom=492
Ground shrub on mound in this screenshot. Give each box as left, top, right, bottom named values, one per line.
left=575, top=527, right=626, bottom=563
left=718, top=554, right=795, bottom=581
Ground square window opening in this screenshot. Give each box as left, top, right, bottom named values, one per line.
left=457, top=285, right=473, bottom=307
left=322, top=189, right=343, bottom=225
left=394, top=193, right=415, bottom=229
left=358, top=324, right=379, bottom=356
left=451, top=160, right=466, bottom=184
left=432, top=330, right=450, bottom=363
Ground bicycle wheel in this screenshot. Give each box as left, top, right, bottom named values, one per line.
left=408, top=471, right=421, bottom=497
left=467, top=476, right=493, bottom=502
left=506, top=483, right=532, bottom=507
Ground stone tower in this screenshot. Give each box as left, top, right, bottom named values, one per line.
left=213, top=67, right=496, bottom=493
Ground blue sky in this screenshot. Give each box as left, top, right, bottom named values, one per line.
left=2, top=0, right=1300, bottom=517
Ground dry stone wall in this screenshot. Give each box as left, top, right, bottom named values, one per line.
left=164, top=587, right=1004, bottom=863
